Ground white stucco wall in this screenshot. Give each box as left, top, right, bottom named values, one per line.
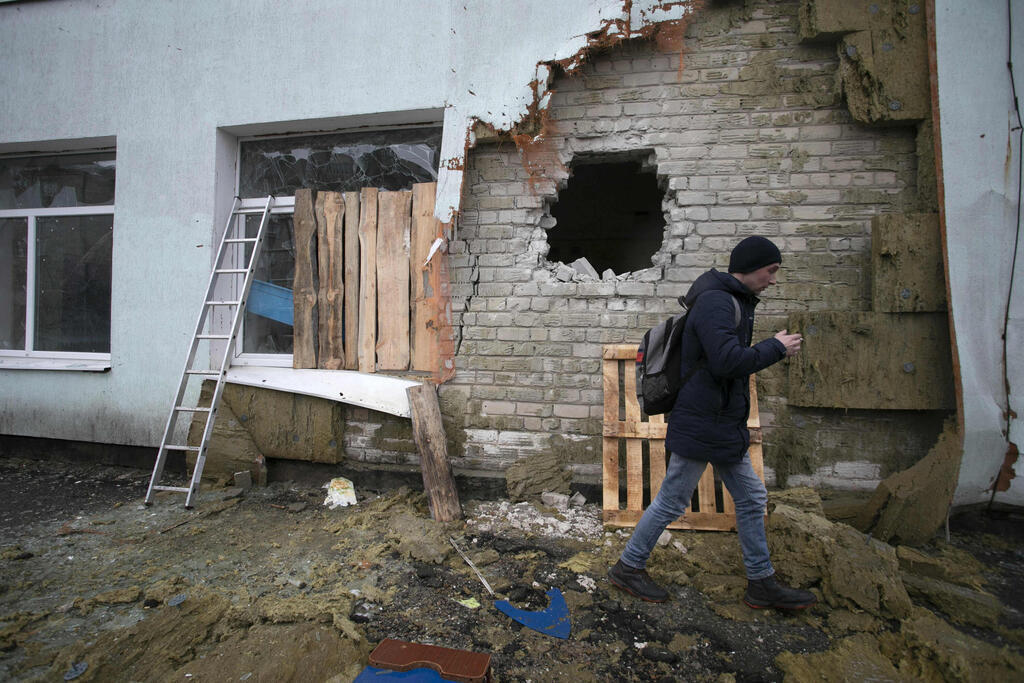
left=0, top=0, right=680, bottom=447
left=936, top=0, right=1024, bottom=506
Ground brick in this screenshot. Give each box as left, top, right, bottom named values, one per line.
left=553, top=404, right=590, bottom=419
left=481, top=401, right=516, bottom=416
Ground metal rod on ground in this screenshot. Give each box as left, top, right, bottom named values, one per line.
left=450, top=537, right=495, bottom=597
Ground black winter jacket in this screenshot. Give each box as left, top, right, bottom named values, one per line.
left=665, top=269, right=787, bottom=464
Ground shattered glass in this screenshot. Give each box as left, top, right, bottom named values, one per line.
left=35, top=215, right=112, bottom=353
left=0, top=153, right=115, bottom=209
left=0, top=218, right=27, bottom=350
left=239, top=127, right=442, bottom=198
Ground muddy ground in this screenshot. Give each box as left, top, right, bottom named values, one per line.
left=1, top=455, right=1023, bottom=682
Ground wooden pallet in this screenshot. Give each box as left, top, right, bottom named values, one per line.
left=602, top=344, right=765, bottom=532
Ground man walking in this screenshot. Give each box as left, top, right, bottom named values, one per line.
left=608, top=236, right=817, bottom=610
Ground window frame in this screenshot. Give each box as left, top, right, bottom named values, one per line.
left=230, top=123, right=443, bottom=367
left=0, top=202, right=114, bottom=372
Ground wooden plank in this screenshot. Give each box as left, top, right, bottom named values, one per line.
left=602, top=358, right=621, bottom=514
left=376, top=190, right=412, bottom=371
left=357, top=188, right=378, bottom=373
left=407, top=383, right=462, bottom=522
left=604, top=509, right=737, bottom=531
left=317, top=192, right=345, bottom=369
left=292, top=189, right=318, bottom=369
left=603, top=421, right=668, bottom=439
left=343, top=191, right=360, bottom=370
left=625, top=439, right=643, bottom=511
left=602, top=436, right=620, bottom=514
left=603, top=344, right=639, bottom=360
left=411, top=183, right=439, bottom=373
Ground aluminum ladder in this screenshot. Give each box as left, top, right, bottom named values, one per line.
left=145, top=195, right=275, bottom=508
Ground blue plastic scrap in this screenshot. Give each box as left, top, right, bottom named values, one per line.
left=353, top=665, right=453, bottom=681
left=493, top=587, right=571, bottom=639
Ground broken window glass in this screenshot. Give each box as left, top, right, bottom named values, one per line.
left=0, top=152, right=115, bottom=209
left=35, top=215, right=113, bottom=353
left=0, top=218, right=27, bottom=350
left=239, top=127, right=442, bottom=198
left=547, top=156, right=666, bottom=276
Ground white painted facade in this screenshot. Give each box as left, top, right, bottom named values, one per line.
left=0, top=0, right=1020, bottom=507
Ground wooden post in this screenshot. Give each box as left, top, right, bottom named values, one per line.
left=406, top=383, right=462, bottom=522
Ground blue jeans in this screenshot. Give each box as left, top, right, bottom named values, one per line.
left=619, top=452, right=774, bottom=580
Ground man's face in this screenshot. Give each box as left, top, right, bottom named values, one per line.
left=736, top=263, right=780, bottom=294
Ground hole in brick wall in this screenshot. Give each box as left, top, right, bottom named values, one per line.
left=546, top=153, right=665, bottom=276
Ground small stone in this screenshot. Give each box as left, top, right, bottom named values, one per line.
left=657, top=530, right=673, bottom=546
left=286, top=502, right=307, bottom=513
left=602, top=269, right=616, bottom=281
left=569, top=491, right=587, bottom=507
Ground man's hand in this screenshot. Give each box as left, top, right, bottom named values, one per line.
left=774, top=329, right=802, bottom=357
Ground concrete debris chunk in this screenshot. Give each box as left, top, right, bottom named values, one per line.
left=554, top=264, right=575, bottom=282
left=233, top=471, right=252, bottom=490
left=569, top=257, right=599, bottom=280
left=657, top=530, right=672, bottom=546
left=602, top=269, right=616, bottom=281
left=568, top=491, right=586, bottom=507
left=541, top=491, right=570, bottom=509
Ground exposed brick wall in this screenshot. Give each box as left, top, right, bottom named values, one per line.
left=439, top=0, right=945, bottom=489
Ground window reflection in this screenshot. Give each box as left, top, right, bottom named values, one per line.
left=0, top=153, right=116, bottom=209
left=35, top=215, right=113, bottom=353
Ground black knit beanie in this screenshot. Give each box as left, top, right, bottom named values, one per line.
left=728, top=236, right=782, bottom=274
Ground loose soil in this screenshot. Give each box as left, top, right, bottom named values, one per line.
left=1, top=455, right=1022, bottom=682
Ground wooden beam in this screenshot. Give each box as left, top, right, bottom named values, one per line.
left=357, top=187, right=378, bottom=373
left=411, top=183, right=439, bottom=372
left=343, top=191, right=360, bottom=370
left=317, top=192, right=345, bottom=369
left=407, top=383, right=462, bottom=522
left=376, top=190, right=412, bottom=371
left=292, top=188, right=318, bottom=369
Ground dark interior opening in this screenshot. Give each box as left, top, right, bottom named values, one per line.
left=547, top=157, right=665, bottom=275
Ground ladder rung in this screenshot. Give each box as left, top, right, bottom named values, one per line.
left=215, top=268, right=247, bottom=274
left=185, top=370, right=221, bottom=376
left=205, top=300, right=240, bottom=306
left=224, top=238, right=258, bottom=243
left=153, top=485, right=192, bottom=493
left=163, top=445, right=200, bottom=452
left=175, top=406, right=213, bottom=412
left=196, top=334, right=231, bottom=340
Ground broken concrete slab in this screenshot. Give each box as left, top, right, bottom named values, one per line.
left=855, top=420, right=960, bottom=546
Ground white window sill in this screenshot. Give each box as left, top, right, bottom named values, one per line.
left=0, top=357, right=111, bottom=372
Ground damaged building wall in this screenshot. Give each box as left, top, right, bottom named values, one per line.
left=0, top=0, right=690, bottom=450
left=438, top=0, right=955, bottom=492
